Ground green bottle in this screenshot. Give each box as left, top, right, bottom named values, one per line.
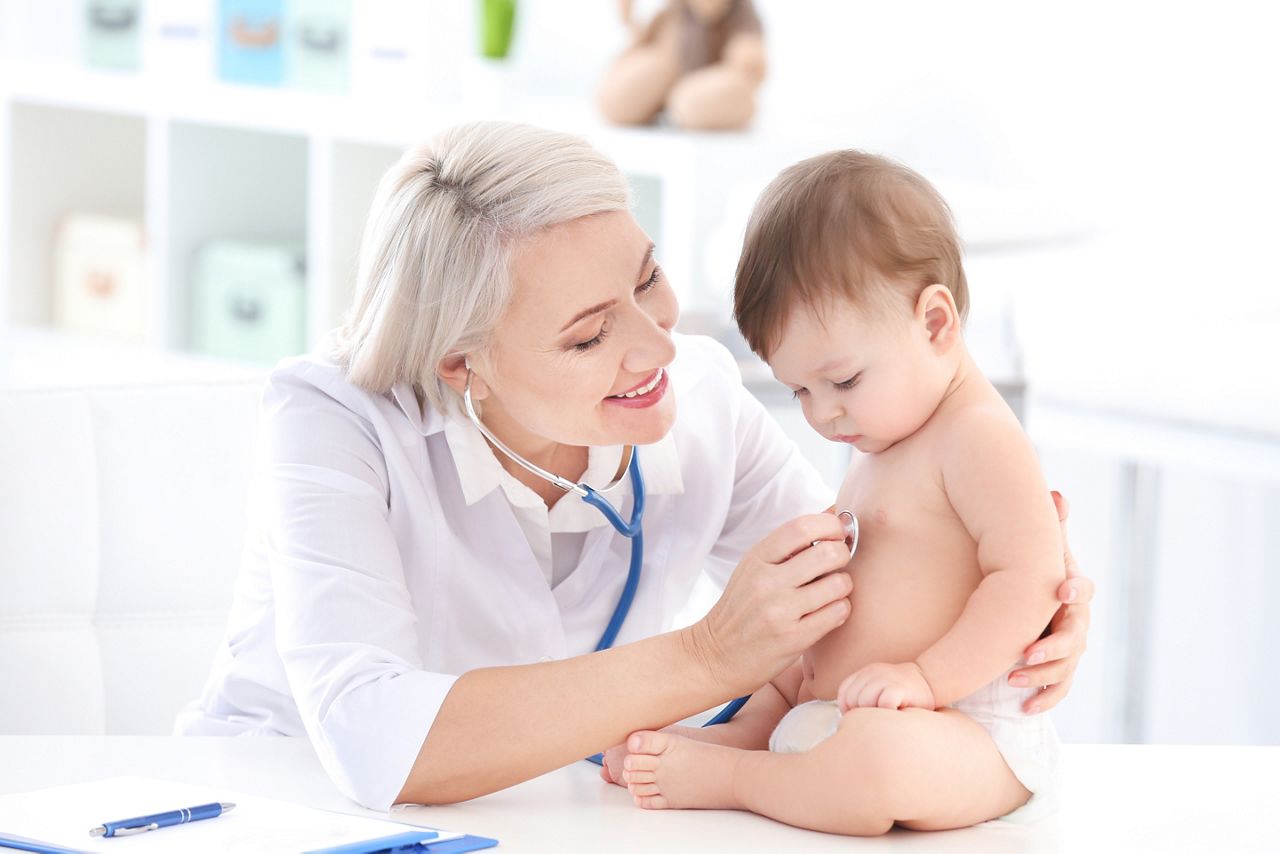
left=478, top=0, right=517, bottom=59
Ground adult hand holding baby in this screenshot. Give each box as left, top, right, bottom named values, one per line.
left=1008, top=490, right=1093, bottom=714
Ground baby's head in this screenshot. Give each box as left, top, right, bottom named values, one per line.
left=734, top=150, right=969, bottom=454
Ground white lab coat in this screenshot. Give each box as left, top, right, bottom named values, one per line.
left=176, top=332, right=831, bottom=810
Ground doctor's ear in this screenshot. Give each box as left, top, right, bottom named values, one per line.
left=437, top=353, right=490, bottom=400
left=914, top=284, right=961, bottom=353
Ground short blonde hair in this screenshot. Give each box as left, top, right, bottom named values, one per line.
left=332, top=121, right=631, bottom=414
left=734, top=149, right=967, bottom=358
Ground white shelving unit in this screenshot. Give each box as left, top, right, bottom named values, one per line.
left=1, top=59, right=868, bottom=366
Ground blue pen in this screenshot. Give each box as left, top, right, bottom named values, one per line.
left=88, top=802, right=235, bottom=838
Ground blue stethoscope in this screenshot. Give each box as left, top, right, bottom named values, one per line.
left=463, top=369, right=749, bottom=765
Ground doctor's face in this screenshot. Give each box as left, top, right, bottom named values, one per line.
left=476, top=210, right=679, bottom=450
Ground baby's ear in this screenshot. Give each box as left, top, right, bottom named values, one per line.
left=915, top=284, right=961, bottom=351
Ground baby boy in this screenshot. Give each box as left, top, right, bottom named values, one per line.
left=608, top=151, right=1067, bottom=834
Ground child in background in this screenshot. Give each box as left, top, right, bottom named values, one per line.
left=607, top=151, right=1067, bottom=834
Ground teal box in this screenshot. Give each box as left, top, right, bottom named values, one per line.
left=191, top=241, right=307, bottom=364
left=286, top=0, right=351, bottom=92
left=84, top=0, right=142, bottom=71
left=218, top=0, right=285, bottom=86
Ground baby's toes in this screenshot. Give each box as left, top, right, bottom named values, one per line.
left=627, top=730, right=675, bottom=756
left=623, top=768, right=657, bottom=786
left=623, top=752, right=660, bottom=773
left=633, top=792, right=670, bottom=810
left=627, top=782, right=661, bottom=797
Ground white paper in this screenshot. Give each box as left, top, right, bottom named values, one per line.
left=0, top=776, right=459, bottom=854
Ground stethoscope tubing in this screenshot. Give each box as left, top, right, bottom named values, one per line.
left=459, top=373, right=749, bottom=765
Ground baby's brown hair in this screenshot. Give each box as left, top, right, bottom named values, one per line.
left=734, top=150, right=967, bottom=358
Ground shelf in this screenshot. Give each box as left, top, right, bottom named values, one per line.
left=2, top=57, right=1061, bottom=407
left=5, top=102, right=146, bottom=329
left=165, top=121, right=309, bottom=352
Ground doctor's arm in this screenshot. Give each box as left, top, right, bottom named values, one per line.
left=264, top=381, right=853, bottom=809
left=399, top=515, right=853, bottom=805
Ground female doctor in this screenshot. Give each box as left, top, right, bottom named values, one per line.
left=177, top=121, right=1094, bottom=811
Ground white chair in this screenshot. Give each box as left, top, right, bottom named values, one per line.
left=0, top=380, right=263, bottom=734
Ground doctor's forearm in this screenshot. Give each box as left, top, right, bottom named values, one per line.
left=396, top=625, right=728, bottom=804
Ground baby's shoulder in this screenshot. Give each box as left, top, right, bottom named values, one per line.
left=933, top=392, right=1031, bottom=462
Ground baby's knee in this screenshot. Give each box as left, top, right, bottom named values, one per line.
left=830, top=707, right=906, bottom=766
left=803, top=709, right=910, bottom=825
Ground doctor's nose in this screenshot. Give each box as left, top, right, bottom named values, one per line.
left=621, top=314, right=677, bottom=375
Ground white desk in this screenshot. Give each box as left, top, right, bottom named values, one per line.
left=0, top=737, right=1275, bottom=853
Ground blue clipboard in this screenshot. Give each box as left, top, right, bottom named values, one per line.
left=303, top=829, right=499, bottom=854
left=0, top=832, right=91, bottom=854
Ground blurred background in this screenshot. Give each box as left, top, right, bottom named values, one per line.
left=0, top=1, right=1276, bottom=747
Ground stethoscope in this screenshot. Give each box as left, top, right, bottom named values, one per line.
left=463, top=367, right=858, bottom=763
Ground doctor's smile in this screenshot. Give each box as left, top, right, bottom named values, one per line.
left=605, top=368, right=668, bottom=406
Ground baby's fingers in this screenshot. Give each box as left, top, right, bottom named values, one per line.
left=877, top=687, right=905, bottom=710
left=837, top=672, right=864, bottom=713
left=856, top=682, right=886, bottom=709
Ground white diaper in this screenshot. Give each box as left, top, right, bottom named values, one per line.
left=768, top=664, right=1061, bottom=825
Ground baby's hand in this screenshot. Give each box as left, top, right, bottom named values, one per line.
left=837, top=661, right=936, bottom=712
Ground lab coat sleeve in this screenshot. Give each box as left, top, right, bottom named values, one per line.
left=703, top=354, right=834, bottom=589
left=258, top=369, right=458, bottom=810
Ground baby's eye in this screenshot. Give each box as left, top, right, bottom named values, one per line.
left=835, top=373, right=862, bottom=390
left=790, top=387, right=808, bottom=400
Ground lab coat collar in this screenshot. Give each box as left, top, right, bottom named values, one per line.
left=441, top=409, right=684, bottom=532
left=389, top=382, right=444, bottom=437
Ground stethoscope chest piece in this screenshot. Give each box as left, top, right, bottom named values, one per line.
left=839, top=510, right=859, bottom=557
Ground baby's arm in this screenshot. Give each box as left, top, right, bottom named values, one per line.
left=911, top=408, right=1066, bottom=707
left=842, top=409, right=1065, bottom=712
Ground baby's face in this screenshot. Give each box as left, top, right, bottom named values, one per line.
left=768, top=295, right=950, bottom=454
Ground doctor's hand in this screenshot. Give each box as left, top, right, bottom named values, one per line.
left=687, top=513, right=853, bottom=698
left=1010, top=490, right=1095, bottom=714
left=837, top=662, right=936, bottom=713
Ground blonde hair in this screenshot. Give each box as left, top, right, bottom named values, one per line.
left=332, top=121, right=631, bottom=414
left=734, top=149, right=967, bottom=358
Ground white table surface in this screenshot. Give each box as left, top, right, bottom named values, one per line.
left=0, top=737, right=1276, bottom=853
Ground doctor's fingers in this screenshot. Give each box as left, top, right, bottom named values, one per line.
left=778, top=539, right=855, bottom=588
left=758, top=514, right=850, bottom=564
left=792, top=569, right=853, bottom=618
left=1022, top=674, right=1072, bottom=714
left=1022, top=603, right=1089, bottom=676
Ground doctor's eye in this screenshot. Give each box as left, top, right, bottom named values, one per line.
left=835, top=373, right=862, bottom=391
left=573, top=324, right=610, bottom=352
left=637, top=265, right=663, bottom=294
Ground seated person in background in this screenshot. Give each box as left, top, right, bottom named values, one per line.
left=606, top=149, right=1068, bottom=834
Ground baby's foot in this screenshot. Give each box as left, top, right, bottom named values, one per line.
left=621, top=730, right=743, bottom=810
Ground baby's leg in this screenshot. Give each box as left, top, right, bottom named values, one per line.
left=623, top=705, right=1030, bottom=836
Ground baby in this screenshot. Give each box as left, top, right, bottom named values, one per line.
left=609, top=151, right=1066, bottom=834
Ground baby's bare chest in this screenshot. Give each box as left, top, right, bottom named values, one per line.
left=801, top=448, right=983, bottom=699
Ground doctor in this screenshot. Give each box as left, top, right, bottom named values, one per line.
left=177, top=121, right=1094, bottom=811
